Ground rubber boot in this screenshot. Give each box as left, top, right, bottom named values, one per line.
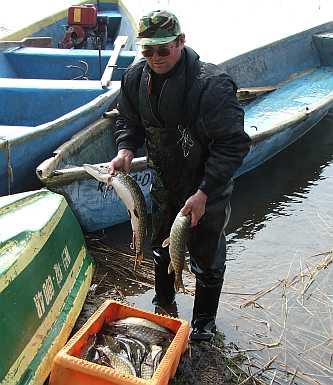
left=152, top=248, right=176, bottom=307
left=190, top=282, right=222, bottom=342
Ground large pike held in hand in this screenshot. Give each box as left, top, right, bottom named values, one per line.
left=83, top=164, right=147, bottom=268
left=162, top=212, right=191, bottom=293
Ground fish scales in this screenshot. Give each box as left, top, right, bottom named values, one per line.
left=79, top=334, right=96, bottom=360
left=115, top=336, right=144, bottom=375
left=111, top=172, right=147, bottom=268
left=166, top=212, right=191, bottom=292
left=96, top=345, right=137, bottom=376
left=113, top=316, right=171, bottom=333
left=83, top=164, right=147, bottom=269
left=109, top=324, right=172, bottom=346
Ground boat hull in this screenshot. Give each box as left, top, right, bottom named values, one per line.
left=0, top=1, right=137, bottom=196
left=0, top=190, right=94, bottom=385
left=43, top=105, right=330, bottom=232
left=237, top=104, right=332, bottom=176
left=55, top=170, right=153, bottom=232
left=0, top=86, right=120, bottom=195
left=36, top=23, right=333, bottom=231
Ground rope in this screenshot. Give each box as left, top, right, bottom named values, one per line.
left=5, top=140, right=13, bottom=195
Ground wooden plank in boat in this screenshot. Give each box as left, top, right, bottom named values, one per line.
left=101, top=35, right=128, bottom=88
left=237, top=85, right=277, bottom=100
left=0, top=37, right=53, bottom=49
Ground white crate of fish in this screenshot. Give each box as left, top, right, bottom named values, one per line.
left=49, top=300, right=190, bottom=385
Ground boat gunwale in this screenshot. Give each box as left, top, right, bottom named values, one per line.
left=0, top=0, right=120, bottom=42
left=219, top=21, right=333, bottom=68
left=2, top=85, right=120, bottom=147
left=36, top=88, right=333, bottom=187
left=250, top=89, right=333, bottom=143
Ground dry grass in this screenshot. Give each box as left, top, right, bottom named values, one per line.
left=82, top=235, right=333, bottom=384
left=222, top=250, right=333, bottom=385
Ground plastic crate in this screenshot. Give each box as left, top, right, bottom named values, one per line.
left=49, top=300, right=190, bottom=385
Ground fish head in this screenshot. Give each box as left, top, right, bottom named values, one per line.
left=83, top=163, right=113, bottom=185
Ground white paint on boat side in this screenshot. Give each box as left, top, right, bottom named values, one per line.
left=33, top=245, right=72, bottom=319
left=1, top=245, right=90, bottom=385
left=31, top=264, right=93, bottom=385
left=0, top=193, right=68, bottom=294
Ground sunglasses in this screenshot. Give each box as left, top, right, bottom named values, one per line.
left=141, top=43, right=177, bottom=58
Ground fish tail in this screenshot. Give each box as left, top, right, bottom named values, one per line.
left=134, top=252, right=144, bottom=270
left=162, top=237, right=170, bottom=248
left=130, top=232, right=135, bottom=251
left=137, top=252, right=144, bottom=265
left=174, top=276, right=185, bottom=293
left=167, top=262, right=174, bottom=274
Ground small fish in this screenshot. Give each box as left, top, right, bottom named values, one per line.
left=101, top=334, right=122, bottom=354
left=91, top=349, right=100, bottom=364
left=141, top=360, right=154, bottom=380
left=83, top=164, right=147, bottom=269
left=140, top=345, right=163, bottom=379
left=108, top=324, right=172, bottom=346
left=162, top=212, right=191, bottom=292
left=79, top=334, right=97, bottom=361
left=151, top=345, right=163, bottom=372
left=128, top=337, right=148, bottom=363
left=111, top=317, right=171, bottom=333
left=115, top=336, right=133, bottom=362
left=115, top=336, right=146, bottom=376
left=96, top=345, right=137, bottom=376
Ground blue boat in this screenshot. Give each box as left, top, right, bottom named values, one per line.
left=37, top=22, right=333, bottom=232
left=0, top=1, right=138, bottom=196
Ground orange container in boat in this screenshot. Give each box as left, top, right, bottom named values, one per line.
left=49, top=300, right=190, bottom=385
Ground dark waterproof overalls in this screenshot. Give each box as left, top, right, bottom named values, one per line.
left=137, top=54, right=232, bottom=333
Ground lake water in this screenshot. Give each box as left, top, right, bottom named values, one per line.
left=127, top=115, right=333, bottom=384
left=1, top=2, right=333, bottom=383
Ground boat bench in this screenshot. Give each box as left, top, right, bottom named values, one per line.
left=3, top=47, right=136, bottom=80
left=0, top=78, right=105, bottom=126
left=313, top=33, right=333, bottom=66
left=244, top=66, right=333, bottom=137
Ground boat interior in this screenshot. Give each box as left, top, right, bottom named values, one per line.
left=221, top=22, right=333, bottom=138
left=43, top=23, right=333, bottom=183
left=0, top=2, right=137, bottom=127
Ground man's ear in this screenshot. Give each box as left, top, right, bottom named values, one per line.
left=179, top=33, right=186, bottom=45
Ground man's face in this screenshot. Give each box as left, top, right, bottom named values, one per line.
left=141, top=37, right=184, bottom=74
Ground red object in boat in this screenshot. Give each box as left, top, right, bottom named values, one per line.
left=68, top=5, right=97, bottom=28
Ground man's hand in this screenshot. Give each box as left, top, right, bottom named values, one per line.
left=181, top=190, right=207, bottom=227
left=108, top=149, right=134, bottom=174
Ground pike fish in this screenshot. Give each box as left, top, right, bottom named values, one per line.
left=80, top=317, right=170, bottom=379
left=140, top=345, right=163, bottom=380
left=83, top=164, right=147, bottom=269
left=107, top=317, right=174, bottom=346
left=79, top=334, right=97, bottom=361
left=96, top=345, right=137, bottom=376
left=162, top=212, right=191, bottom=293
left=112, top=317, right=171, bottom=333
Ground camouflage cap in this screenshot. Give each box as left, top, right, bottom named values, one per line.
left=137, top=10, right=181, bottom=46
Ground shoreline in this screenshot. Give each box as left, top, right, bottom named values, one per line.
left=74, top=240, right=255, bottom=385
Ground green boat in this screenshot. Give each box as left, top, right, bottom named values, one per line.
left=0, top=189, right=93, bottom=385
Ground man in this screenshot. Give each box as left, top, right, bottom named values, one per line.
left=108, top=10, right=251, bottom=341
